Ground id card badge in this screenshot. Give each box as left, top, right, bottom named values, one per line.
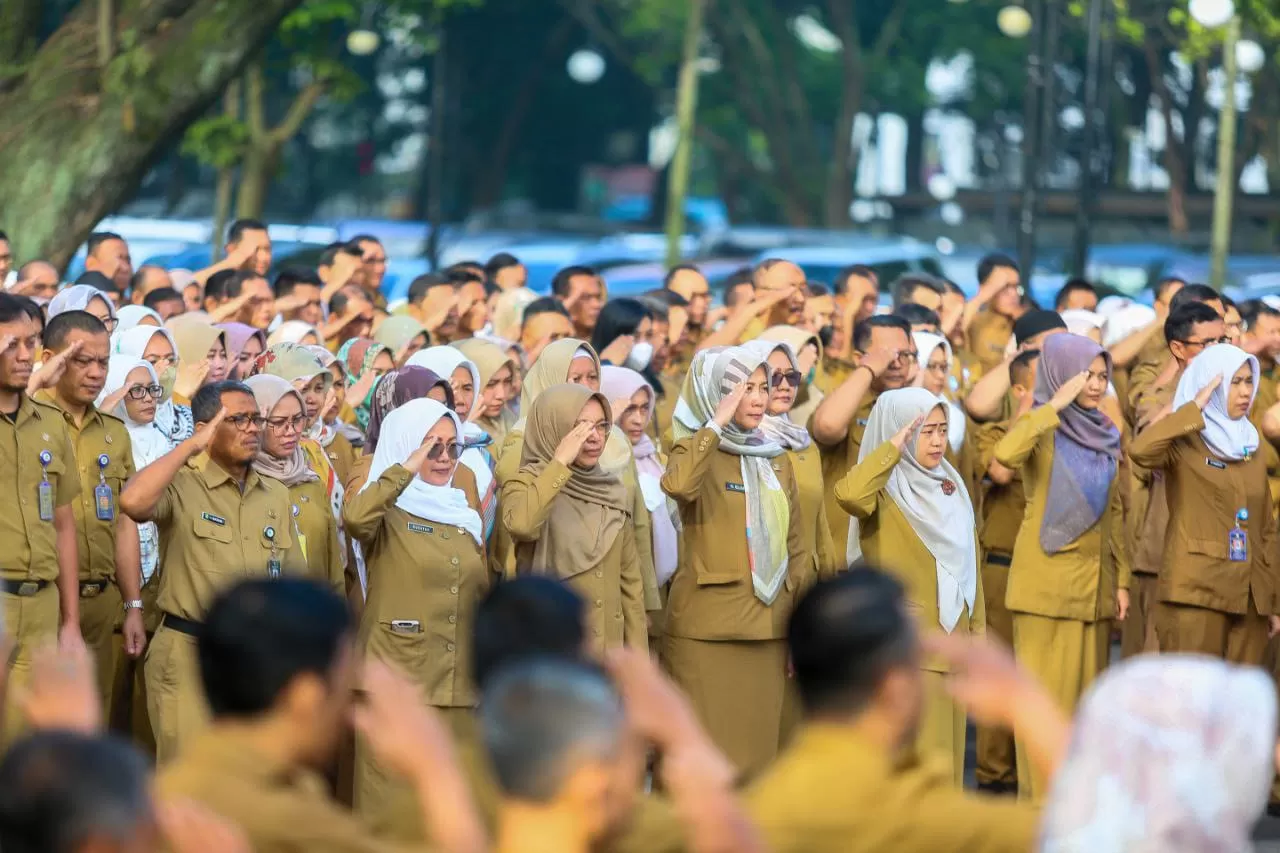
left=264, top=525, right=281, bottom=578
left=268, top=557, right=282, bottom=578
left=1229, top=527, right=1248, bottom=562
left=37, top=449, right=53, bottom=521
left=94, top=455, right=114, bottom=521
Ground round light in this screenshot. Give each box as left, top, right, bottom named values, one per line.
left=927, top=172, right=957, bottom=201
left=874, top=201, right=894, bottom=220
left=567, top=49, right=606, bottom=84
left=997, top=5, right=1033, bottom=38
left=1236, top=39, right=1266, bottom=74
left=1059, top=105, right=1085, bottom=131
left=1188, top=0, right=1235, bottom=28
left=346, top=29, right=380, bottom=56
left=940, top=203, right=965, bottom=226
left=849, top=199, right=876, bottom=223
left=936, top=236, right=957, bottom=254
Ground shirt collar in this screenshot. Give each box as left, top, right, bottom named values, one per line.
left=35, top=390, right=105, bottom=430
left=192, top=453, right=266, bottom=492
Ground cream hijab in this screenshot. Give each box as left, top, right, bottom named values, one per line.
left=243, top=375, right=320, bottom=487
left=167, top=315, right=225, bottom=367
left=518, top=384, right=630, bottom=576
left=854, top=387, right=977, bottom=632
left=454, top=337, right=518, bottom=448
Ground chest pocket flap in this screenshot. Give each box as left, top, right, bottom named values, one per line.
left=193, top=516, right=234, bottom=543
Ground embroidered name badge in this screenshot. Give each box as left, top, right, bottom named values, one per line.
left=201, top=512, right=227, bottom=526
left=725, top=482, right=746, bottom=494
left=1206, top=458, right=1227, bottom=470
left=407, top=522, right=434, bottom=534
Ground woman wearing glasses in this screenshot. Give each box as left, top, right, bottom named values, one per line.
left=113, top=326, right=193, bottom=445
left=913, top=331, right=976, bottom=496
left=48, top=284, right=118, bottom=332
left=343, top=398, right=488, bottom=815
left=244, top=374, right=343, bottom=594
left=501, top=383, right=646, bottom=652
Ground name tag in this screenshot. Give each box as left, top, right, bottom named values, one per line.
left=201, top=512, right=226, bottom=526
left=725, top=482, right=746, bottom=494
left=1206, top=458, right=1227, bottom=470
left=407, top=522, right=434, bottom=534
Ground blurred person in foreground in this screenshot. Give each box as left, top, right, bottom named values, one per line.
left=747, top=565, right=1065, bottom=853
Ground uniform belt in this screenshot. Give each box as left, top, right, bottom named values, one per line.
left=79, top=580, right=110, bottom=598
left=984, top=552, right=1012, bottom=567
left=161, top=613, right=204, bottom=638
left=0, top=578, right=49, bottom=597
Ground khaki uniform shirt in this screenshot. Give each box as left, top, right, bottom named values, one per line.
left=344, top=463, right=491, bottom=708
left=158, top=727, right=421, bottom=853
left=966, top=311, right=1014, bottom=377
left=1129, top=402, right=1277, bottom=615
left=811, top=391, right=878, bottom=559
left=288, top=478, right=344, bottom=594
left=1253, top=363, right=1280, bottom=513
left=747, top=724, right=1038, bottom=853
left=0, top=396, right=81, bottom=580
left=787, top=446, right=841, bottom=588
left=324, top=432, right=359, bottom=490
left=994, top=405, right=1130, bottom=621
left=973, top=421, right=1024, bottom=556
left=153, top=455, right=305, bottom=621
left=35, top=394, right=134, bottom=581
left=1129, top=371, right=1179, bottom=578
left=660, top=426, right=810, bottom=641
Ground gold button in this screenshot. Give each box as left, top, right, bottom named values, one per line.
left=595, top=599, right=603, bottom=607
left=442, top=531, right=450, bottom=540
left=446, top=642, right=455, bottom=651
left=595, top=570, right=603, bottom=578
left=448, top=614, right=456, bottom=624
left=593, top=628, right=601, bottom=636
left=450, top=585, right=458, bottom=594
left=450, top=556, right=459, bottom=565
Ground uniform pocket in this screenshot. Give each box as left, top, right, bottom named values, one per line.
left=370, top=622, right=429, bottom=684
left=695, top=572, right=739, bottom=586
left=1186, top=537, right=1228, bottom=560
left=193, top=517, right=233, bottom=544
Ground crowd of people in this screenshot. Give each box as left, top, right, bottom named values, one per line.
left=0, top=220, right=1278, bottom=853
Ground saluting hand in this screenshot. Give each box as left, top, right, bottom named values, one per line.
left=188, top=407, right=228, bottom=454
left=98, top=384, right=130, bottom=415
left=405, top=434, right=441, bottom=473
left=173, top=358, right=210, bottom=400
left=552, top=420, right=596, bottom=466
left=1193, top=375, right=1222, bottom=410
left=859, top=345, right=899, bottom=379
left=26, top=340, right=83, bottom=394
left=889, top=414, right=925, bottom=451
left=1048, top=370, right=1090, bottom=412
left=347, top=369, right=378, bottom=408
left=712, top=380, right=748, bottom=429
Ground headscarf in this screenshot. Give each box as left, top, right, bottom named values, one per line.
left=373, top=315, right=429, bottom=356
left=337, top=337, right=390, bottom=430
left=518, top=384, right=630, bottom=575
left=113, top=325, right=190, bottom=445
left=243, top=375, right=319, bottom=487
left=167, top=315, right=225, bottom=367
left=1102, top=304, right=1157, bottom=349
left=911, top=331, right=966, bottom=453
left=760, top=325, right=825, bottom=426
left=267, top=320, right=321, bottom=347
left=454, top=337, right=519, bottom=449
left=673, top=347, right=790, bottom=605
left=1039, top=655, right=1275, bottom=853
left=1172, top=344, right=1260, bottom=462
left=365, top=366, right=453, bottom=452
left=115, top=305, right=162, bottom=335
left=218, top=323, right=267, bottom=370
left=1033, top=333, right=1121, bottom=553
left=600, top=365, right=679, bottom=586
left=407, top=346, right=483, bottom=422
left=854, top=388, right=977, bottom=632
left=361, top=399, right=483, bottom=545
left=252, top=342, right=331, bottom=386
left=491, top=287, right=539, bottom=340
left=739, top=339, right=812, bottom=451
left=304, top=344, right=365, bottom=447
left=1061, top=309, right=1105, bottom=341
left=48, top=285, right=116, bottom=320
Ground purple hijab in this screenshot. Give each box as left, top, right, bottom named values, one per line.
left=364, top=366, right=454, bottom=453
left=1032, top=333, right=1121, bottom=553
left=218, top=323, right=267, bottom=379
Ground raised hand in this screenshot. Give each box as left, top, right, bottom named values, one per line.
left=98, top=384, right=131, bottom=415
left=858, top=345, right=899, bottom=379
left=1048, top=370, right=1089, bottom=412
left=317, top=387, right=338, bottom=424
left=889, top=414, right=925, bottom=451
left=750, top=286, right=794, bottom=317
left=173, top=358, right=211, bottom=400
left=598, top=334, right=634, bottom=366
left=405, top=434, right=442, bottom=474
left=553, top=420, right=596, bottom=466
left=26, top=340, right=82, bottom=394
left=1194, top=375, right=1222, bottom=410
left=713, top=380, right=748, bottom=429
left=188, top=407, right=228, bottom=454
left=20, top=635, right=100, bottom=734
left=347, top=369, right=377, bottom=408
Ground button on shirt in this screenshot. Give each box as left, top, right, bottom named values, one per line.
left=0, top=396, right=80, bottom=580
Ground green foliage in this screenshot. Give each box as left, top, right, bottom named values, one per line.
left=103, top=28, right=153, bottom=96
left=181, top=115, right=250, bottom=169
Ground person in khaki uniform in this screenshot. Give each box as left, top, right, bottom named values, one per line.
left=834, top=389, right=983, bottom=785
left=343, top=398, right=492, bottom=819
left=1129, top=344, right=1280, bottom=661
left=661, top=347, right=810, bottom=779
left=1240, top=300, right=1280, bottom=510
left=156, top=577, right=487, bottom=853
left=35, top=310, right=148, bottom=716
left=454, top=338, right=518, bottom=454
left=0, top=294, right=84, bottom=745
left=810, top=315, right=916, bottom=562
left=962, top=254, right=1023, bottom=378
left=502, top=384, right=646, bottom=651
left=747, top=568, right=1057, bottom=853
left=993, top=333, right=1130, bottom=803
left=245, top=375, right=344, bottom=594
left=120, top=379, right=306, bottom=762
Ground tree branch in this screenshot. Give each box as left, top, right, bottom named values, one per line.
left=268, top=78, right=326, bottom=147
left=245, top=58, right=266, bottom=141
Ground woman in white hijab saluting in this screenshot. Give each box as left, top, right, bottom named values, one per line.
left=1129, top=343, right=1280, bottom=663
left=833, top=386, right=981, bottom=785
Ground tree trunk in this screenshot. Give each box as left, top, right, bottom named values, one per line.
left=0, top=0, right=304, bottom=272
left=235, top=146, right=278, bottom=219
left=1144, top=42, right=1189, bottom=235
left=211, top=79, right=240, bottom=258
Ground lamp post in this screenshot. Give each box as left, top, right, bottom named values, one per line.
left=1208, top=15, right=1239, bottom=290
left=1014, top=0, right=1048, bottom=281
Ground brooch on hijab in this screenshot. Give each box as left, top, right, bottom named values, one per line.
left=941, top=479, right=957, bottom=496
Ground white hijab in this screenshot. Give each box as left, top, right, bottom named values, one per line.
left=97, top=356, right=171, bottom=466
left=113, top=326, right=184, bottom=445
left=1172, top=344, right=1260, bottom=462
left=853, top=387, right=978, bottom=633
left=360, top=398, right=483, bottom=545
left=910, top=332, right=966, bottom=454
left=406, top=345, right=493, bottom=495
left=115, top=305, right=163, bottom=336
left=48, top=285, right=116, bottom=320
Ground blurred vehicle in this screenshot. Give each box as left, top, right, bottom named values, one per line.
left=1083, top=244, right=1201, bottom=297
left=602, top=196, right=729, bottom=232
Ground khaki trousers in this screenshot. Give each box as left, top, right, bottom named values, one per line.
left=1155, top=596, right=1268, bottom=665
left=1120, top=573, right=1159, bottom=659
left=78, top=581, right=121, bottom=715
left=974, top=555, right=1016, bottom=786
left=1, top=584, right=59, bottom=746
left=145, top=624, right=208, bottom=763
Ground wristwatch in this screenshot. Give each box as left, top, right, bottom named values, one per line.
left=124, top=599, right=144, bottom=611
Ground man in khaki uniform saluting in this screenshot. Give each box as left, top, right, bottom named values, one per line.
left=34, top=310, right=147, bottom=717
left=121, top=379, right=305, bottom=761
left=0, top=293, right=84, bottom=744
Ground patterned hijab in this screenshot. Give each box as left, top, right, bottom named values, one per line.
left=243, top=375, right=319, bottom=487
left=673, top=347, right=790, bottom=605
left=373, top=315, right=429, bottom=358
left=1033, top=333, right=1121, bottom=553
left=336, top=337, right=391, bottom=430
left=218, top=323, right=267, bottom=378
left=365, top=366, right=453, bottom=452
left=1039, top=655, right=1275, bottom=853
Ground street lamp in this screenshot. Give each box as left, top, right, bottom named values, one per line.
left=567, top=49, right=606, bottom=84
left=1236, top=39, right=1265, bottom=74
left=1189, top=0, right=1235, bottom=29
left=998, top=5, right=1033, bottom=38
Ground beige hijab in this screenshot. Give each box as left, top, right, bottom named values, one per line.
left=454, top=337, right=518, bottom=448
left=519, top=384, right=630, bottom=577
left=167, top=315, right=225, bottom=366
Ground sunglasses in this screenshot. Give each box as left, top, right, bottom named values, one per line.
left=427, top=441, right=463, bottom=461
left=770, top=370, right=803, bottom=388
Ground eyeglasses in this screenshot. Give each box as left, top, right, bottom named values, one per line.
left=426, top=441, right=463, bottom=461
left=125, top=384, right=163, bottom=401
left=770, top=370, right=803, bottom=388
left=96, top=316, right=118, bottom=333
left=894, top=351, right=919, bottom=365
left=266, top=414, right=307, bottom=434
left=574, top=419, right=611, bottom=437
left=1180, top=336, right=1231, bottom=349
left=224, top=414, right=266, bottom=432
left=925, top=360, right=949, bottom=374
left=145, top=354, right=178, bottom=369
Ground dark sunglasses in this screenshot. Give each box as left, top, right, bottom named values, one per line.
left=427, top=441, right=463, bottom=462
left=770, top=370, right=803, bottom=388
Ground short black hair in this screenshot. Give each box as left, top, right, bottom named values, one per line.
left=636, top=295, right=670, bottom=322
left=642, top=288, right=688, bottom=309
left=14, top=296, right=43, bottom=331
left=86, top=232, right=124, bottom=257
left=663, top=263, right=702, bottom=288
left=191, top=380, right=253, bottom=425
left=349, top=233, right=381, bottom=248
left=1154, top=276, right=1187, bottom=303
left=43, top=311, right=107, bottom=351
left=129, top=264, right=166, bottom=293
left=74, top=271, right=115, bottom=293
left=225, top=270, right=267, bottom=300
left=1164, top=301, right=1223, bottom=346
left=407, top=272, right=452, bottom=306
left=142, top=287, right=183, bottom=312
left=273, top=266, right=323, bottom=298
left=1169, top=283, right=1221, bottom=313
left=0, top=229, right=7, bottom=242
left=789, top=565, right=917, bottom=717
left=1054, top=278, right=1098, bottom=310
left=942, top=279, right=965, bottom=297
left=204, top=269, right=237, bottom=304
left=0, top=292, right=29, bottom=325
left=319, top=241, right=362, bottom=268
left=446, top=266, right=484, bottom=287
left=473, top=577, right=586, bottom=690
left=721, top=266, right=754, bottom=292
left=807, top=282, right=831, bottom=298
left=852, top=314, right=911, bottom=353
left=1009, top=348, right=1041, bottom=387
left=550, top=265, right=598, bottom=298
left=591, top=298, right=651, bottom=361
left=723, top=280, right=755, bottom=309
left=199, top=578, right=351, bottom=718
left=1219, top=293, right=1238, bottom=314
left=1240, top=299, right=1280, bottom=332
left=484, top=252, right=521, bottom=278
left=0, top=731, right=152, bottom=853
left=976, top=253, right=1018, bottom=286
left=890, top=273, right=945, bottom=310
left=226, top=218, right=268, bottom=244
left=893, top=303, right=941, bottom=330
left=832, top=264, right=876, bottom=296
left=522, top=296, right=571, bottom=331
